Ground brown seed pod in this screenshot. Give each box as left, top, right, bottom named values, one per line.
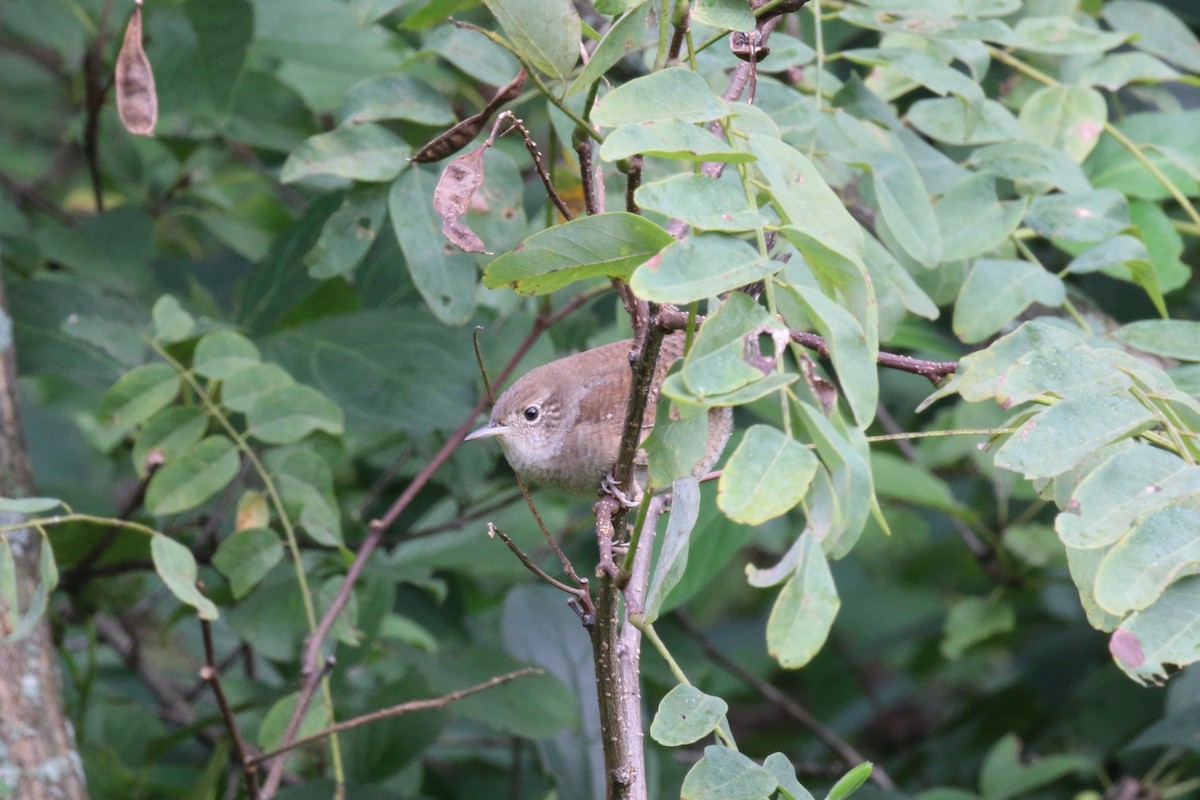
left=116, top=2, right=158, bottom=136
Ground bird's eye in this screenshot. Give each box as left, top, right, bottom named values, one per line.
left=523, top=405, right=540, bottom=422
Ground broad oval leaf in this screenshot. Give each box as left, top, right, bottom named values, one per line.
left=631, top=234, right=777, bottom=304
left=1057, top=446, right=1200, bottom=550
left=98, top=363, right=181, bottom=428
left=246, top=384, right=345, bottom=444
left=1025, top=189, right=1130, bottom=242
left=599, top=120, right=755, bottom=163
left=133, top=405, right=209, bottom=477
left=483, top=0, right=580, bottom=80
left=151, top=535, right=218, bottom=620
left=1113, top=320, right=1200, bottom=361
left=484, top=212, right=673, bottom=295
left=1095, top=506, right=1200, bottom=615
left=635, top=174, right=770, bottom=232
left=145, top=436, right=240, bottom=515
left=650, top=684, right=729, bottom=747
left=222, top=363, right=296, bottom=414
left=994, top=395, right=1158, bottom=480
left=592, top=68, right=728, bottom=127
left=213, top=527, right=284, bottom=599
left=194, top=330, right=261, bottom=379
left=719, top=426, right=818, bottom=526
left=281, top=123, right=411, bottom=183
left=953, top=259, right=1065, bottom=344
left=1018, top=85, right=1107, bottom=164
left=681, top=745, right=777, bottom=800
left=766, top=531, right=839, bottom=668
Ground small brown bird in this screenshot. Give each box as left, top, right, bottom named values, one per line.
left=465, top=334, right=732, bottom=495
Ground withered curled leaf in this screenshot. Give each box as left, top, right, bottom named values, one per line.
left=412, top=69, right=526, bottom=163
left=115, top=3, right=158, bottom=136
left=434, top=145, right=489, bottom=253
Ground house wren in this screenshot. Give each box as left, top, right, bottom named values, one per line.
left=465, top=333, right=732, bottom=495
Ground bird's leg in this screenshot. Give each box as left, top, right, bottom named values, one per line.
left=600, top=471, right=642, bottom=509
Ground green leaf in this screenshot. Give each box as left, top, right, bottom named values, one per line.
left=568, top=6, right=651, bottom=96
left=650, top=683, right=729, bottom=746
left=0, top=535, right=16, bottom=635
left=681, top=745, right=777, bottom=800
left=854, top=150, right=941, bottom=267
left=257, top=691, right=327, bottom=750
left=1080, top=52, right=1181, bottom=91
left=592, top=68, right=728, bottom=126
left=98, top=364, right=182, bottom=428
left=1112, top=577, right=1200, bottom=683
left=631, top=234, right=776, bottom=304
left=483, top=0, right=580, bottom=79
left=0, top=498, right=64, bottom=514
left=599, top=120, right=755, bottom=163
left=1060, top=443, right=1200, bottom=551
left=152, top=295, right=196, bottom=344
left=748, top=135, right=863, bottom=267
left=766, top=531, right=839, bottom=668
left=305, top=184, right=388, bottom=279
left=336, top=74, right=454, bottom=126
left=389, top=166, right=478, bottom=323
left=994, top=396, right=1158, bottom=480
left=968, top=142, right=1091, bottom=195
left=634, top=174, right=770, bottom=232
left=193, top=330, right=261, bottom=379
left=692, top=0, right=754, bottom=31
left=1113, top=320, right=1200, bottom=361
left=1004, top=16, right=1126, bottom=55
left=953, top=259, right=1065, bottom=344
left=145, top=436, right=241, bottom=515
left=221, top=363, right=296, bottom=413
left=644, top=477, right=701, bottom=621
left=978, top=734, right=1088, bottom=800
left=843, top=47, right=982, bottom=105
left=795, top=402, right=875, bottom=559
left=909, top=98, right=1022, bottom=145
left=281, top=123, right=411, bottom=183
left=483, top=212, right=673, bottom=295
left=941, top=596, right=1016, bottom=658
left=0, top=534, right=57, bottom=645
left=825, top=763, right=874, bottom=800
left=1095, top=506, right=1200, bottom=614
left=1018, top=85, right=1107, bottom=164
left=246, top=384, right=345, bottom=444
left=1102, top=0, right=1200, bottom=72
left=1025, top=189, right=1130, bottom=242
left=763, top=753, right=815, bottom=800
left=1086, top=111, right=1200, bottom=201
left=681, top=293, right=781, bottom=399
left=133, top=406, right=209, bottom=478
left=213, top=527, right=284, bottom=599
left=151, top=535, right=219, bottom=620
left=719, top=426, right=818, bottom=526
left=787, top=278, right=878, bottom=427
left=935, top=173, right=1028, bottom=262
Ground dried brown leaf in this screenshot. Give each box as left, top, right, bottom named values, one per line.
left=434, top=145, right=488, bottom=253
left=116, top=4, right=158, bottom=136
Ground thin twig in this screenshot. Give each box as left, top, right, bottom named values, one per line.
left=200, top=611, right=260, bottom=799
left=258, top=657, right=335, bottom=797
left=251, top=668, right=540, bottom=765
left=503, top=113, right=572, bottom=221
left=488, top=523, right=580, bottom=596
left=674, top=611, right=896, bottom=791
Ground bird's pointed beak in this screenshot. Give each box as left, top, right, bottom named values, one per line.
left=464, top=421, right=510, bottom=442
